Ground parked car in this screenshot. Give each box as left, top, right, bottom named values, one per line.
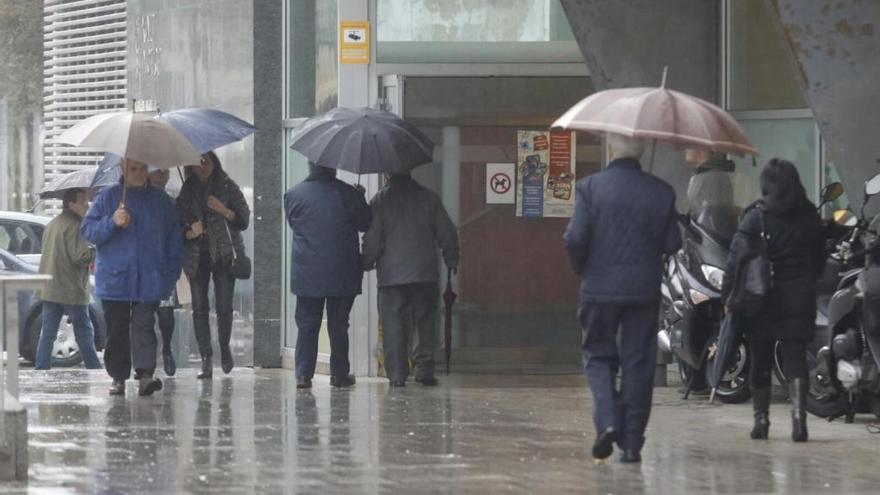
left=0, top=212, right=106, bottom=367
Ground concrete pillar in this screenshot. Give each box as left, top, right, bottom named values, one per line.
left=765, top=0, right=880, bottom=211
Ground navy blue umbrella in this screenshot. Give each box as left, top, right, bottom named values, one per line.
left=708, top=314, right=743, bottom=401
left=289, top=107, right=434, bottom=174
left=90, top=108, right=256, bottom=188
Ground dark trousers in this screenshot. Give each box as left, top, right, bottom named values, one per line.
left=294, top=296, right=355, bottom=379
left=378, top=283, right=439, bottom=382
left=190, top=254, right=236, bottom=358
left=750, top=338, right=807, bottom=389
left=157, top=306, right=174, bottom=355
left=102, top=300, right=160, bottom=381
left=580, top=301, right=659, bottom=451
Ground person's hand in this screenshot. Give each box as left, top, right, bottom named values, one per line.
left=190, top=220, right=205, bottom=238
left=113, top=207, right=130, bottom=229
left=206, top=195, right=227, bottom=214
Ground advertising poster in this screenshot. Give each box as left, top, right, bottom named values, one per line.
left=516, top=130, right=576, bottom=218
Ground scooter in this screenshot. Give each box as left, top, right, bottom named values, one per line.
left=807, top=173, right=880, bottom=421
left=659, top=182, right=846, bottom=404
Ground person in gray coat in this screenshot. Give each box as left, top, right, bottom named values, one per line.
left=362, top=172, right=459, bottom=387
left=284, top=164, right=371, bottom=389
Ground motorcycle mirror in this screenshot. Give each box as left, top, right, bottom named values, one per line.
left=866, top=173, right=880, bottom=197
left=820, top=182, right=845, bottom=204
left=833, top=209, right=857, bottom=227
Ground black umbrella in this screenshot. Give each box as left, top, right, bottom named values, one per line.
left=38, top=168, right=100, bottom=199
left=708, top=313, right=743, bottom=402
left=443, top=268, right=457, bottom=375
left=288, top=107, right=434, bottom=174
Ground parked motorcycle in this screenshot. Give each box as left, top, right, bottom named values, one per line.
left=807, top=173, right=880, bottom=421
left=659, top=181, right=846, bottom=404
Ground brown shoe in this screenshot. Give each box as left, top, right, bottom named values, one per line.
left=109, top=380, right=125, bottom=396
left=296, top=377, right=312, bottom=389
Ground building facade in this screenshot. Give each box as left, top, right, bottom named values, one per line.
left=43, top=0, right=127, bottom=213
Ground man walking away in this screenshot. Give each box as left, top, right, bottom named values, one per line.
left=284, top=164, right=370, bottom=389
left=82, top=159, right=183, bottom=397
left=564, top=133, right=681, bottom=463
left=35, top=188, right=101, bottom=370
left=362, top=172, right=459, bottom=388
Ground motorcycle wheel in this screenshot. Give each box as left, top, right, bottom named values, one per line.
left=705, top=342, right=752, bottom=404
left=805, top=351, right=849, bottom=418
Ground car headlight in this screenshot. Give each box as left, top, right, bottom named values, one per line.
left=701, top=264, right=725, bottom=291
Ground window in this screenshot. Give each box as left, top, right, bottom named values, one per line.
left=377, top=0, right=581, bottom=63
left=0, top=222, right=44, bottom=256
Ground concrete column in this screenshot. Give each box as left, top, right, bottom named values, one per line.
left=252, top=0, right=284, bottom=367
left=765, top=0, right=880, bottom=210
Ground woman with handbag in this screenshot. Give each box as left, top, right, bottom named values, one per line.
left=177, top=151, right=251, bottom=378
left=721, top=158, right=825, bottom=442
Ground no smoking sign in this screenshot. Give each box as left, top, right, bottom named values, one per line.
left=486, top=163, right=515, bottom=204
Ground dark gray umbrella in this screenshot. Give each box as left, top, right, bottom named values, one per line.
left=708, top=313, right=743, bottom=402
left=38, top=169, right=97, bottom=200
left=289, top=107, right=434, bottom=174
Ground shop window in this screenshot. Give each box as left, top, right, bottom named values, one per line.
left=377, top=0, right=581, bottom=63
left=728, top=0, right=805, bottom=110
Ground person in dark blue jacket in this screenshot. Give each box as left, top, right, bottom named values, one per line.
left=82, top=159, right=183, bottom=397
left=564, top=133, right=681, bottom=464
left=284, top=164, right=370, bottom=389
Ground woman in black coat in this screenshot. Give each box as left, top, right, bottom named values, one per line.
left=177, top=151, right=250, bottom=378
left=721, top=158, right=825, bottom=442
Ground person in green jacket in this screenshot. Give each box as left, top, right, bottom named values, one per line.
left=35, top=188, right=101, bottom=369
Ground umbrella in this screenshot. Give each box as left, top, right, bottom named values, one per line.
left=552, top=69, right=758, bottom=157
left=443, top=268, right=457, bottom=375
left=38, top=166, right=123, bottom=200
left=708, top=313, right=744, bottom=402
left=90, top=108, right=256, bottom=187
left=289, top=106, right=434, bottom=174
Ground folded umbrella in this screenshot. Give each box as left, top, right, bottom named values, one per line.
left=708, top=313, right=744, bottom=402
left=443, top=268, right=457, bottom=375
left=552, top=70, right=758, bottom=157
left=289, top=107, right=434, bottom=174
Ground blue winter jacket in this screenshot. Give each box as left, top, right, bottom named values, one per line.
left=564, top=158, right=682, bottom=304
left=81, top=183, right=183, bottom=302
left=284, top=171, right=371, bottom=297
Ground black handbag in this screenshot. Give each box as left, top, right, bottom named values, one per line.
left=727, top=205, right=773, bottom=316
left=224, top=221, right=252, bottom=280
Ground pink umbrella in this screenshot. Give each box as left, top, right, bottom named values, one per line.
left=552, top=70, right=757, bottom=157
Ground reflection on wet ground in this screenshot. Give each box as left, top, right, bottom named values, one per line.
left=8, top=370, right=880, bottom=494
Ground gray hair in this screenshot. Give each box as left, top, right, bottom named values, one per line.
left=606, top=133, right=645, bottom=160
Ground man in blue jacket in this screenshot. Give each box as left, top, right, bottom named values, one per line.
left=284, top=164, right=370, bottom=389
left=82, top=159, right=183, bottom=397
left=564, top=133, right=681, bottom=463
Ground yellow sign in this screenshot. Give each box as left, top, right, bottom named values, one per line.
left=339, top=21, right=370, bottom=64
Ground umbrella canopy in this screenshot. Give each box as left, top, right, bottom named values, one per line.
left=38, top=169, right=94, bottom=200
left=552, top=86, right=758, bottom=157
left=90, top=108, right=256, bottom=186
left=57, top=111, right=201, bottom=168
left=289, top=107, right=434, bottom=174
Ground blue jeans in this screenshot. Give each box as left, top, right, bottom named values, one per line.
left=35, top=302, right=102, bottom=370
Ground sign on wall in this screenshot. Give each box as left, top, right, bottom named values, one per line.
left=486, top=163, right=515, bottom=204
left=339, top=21, right=370, bottom=64
left=515, top=130, right=576, bottom=218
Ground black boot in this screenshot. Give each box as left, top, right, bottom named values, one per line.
left=163, top=350, right=176, bottom=377
left=197, top=356, right=213, bottom=379
left=751, top=387, right=771, bottom=439
left=220, top=346, right=234, bottom=374
left=789, top=378, right=808, bottom=442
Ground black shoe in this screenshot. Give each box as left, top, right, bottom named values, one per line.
left=138, top=377, right=163, bottom=397
left=109, top=380, right=125, bottom=396
left=751, top=388, right=771, bottom=439
left=789, top=378, right=808, bottom=442
left=619, top=449, right=642, bottom=463
left=415, top=376, right=439, bottom=386
left=591, top=427, right=617, bottom=460
left=389, top=380, right=406, bottom=388
left=220, top=347, right=234, bottom=374
left=330, top=375, right=356, bottom=388
left=296, top=377, right=312, bottom=389
left=197, top=356, right=213, bottom=380
left=163, top=351, right=176, bottom=377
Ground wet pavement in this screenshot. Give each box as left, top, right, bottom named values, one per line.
left=7, top=370, right=880, bottom=494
